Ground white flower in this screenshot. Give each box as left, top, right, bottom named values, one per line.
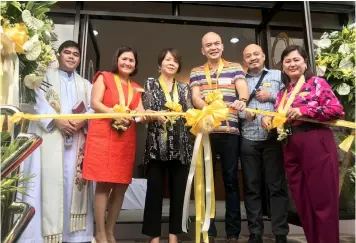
left=337, top=83, right=351, bottom=95
left=23, top=34, right=41, bottom=61
left=338, top=43, right=351, bottom=54
left=22, top=10, right=44, bottom=30
left=314, top=47, right=321, bottom=56
left=321, top=32, right=329, bottom=39
left=339, top=57, right=353, bottom=70
left=317, top=38, right=332, bottom=49
left=316, top=66, right=326, bottom=76
left=348, top=23, right=356, bottom=29
left=329, top=31, right=339, bottom=38
left=24, top=74, right=43, bottom=90
left=43, top=30, right=51, bottom=42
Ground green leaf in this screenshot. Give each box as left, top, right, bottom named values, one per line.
left=25, top=1, right=34, bottom=10
left=10, top=1, right=22, bottom=12
left=33, top=7, right=51, bottom=18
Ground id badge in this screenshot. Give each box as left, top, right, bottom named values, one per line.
left=218, top=78, right=231, bottom=85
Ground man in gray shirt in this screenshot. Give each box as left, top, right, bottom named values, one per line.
left=239, top=44, right=289, bottom=243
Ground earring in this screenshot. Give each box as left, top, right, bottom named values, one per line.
left=158, top=66, right=161, bottom=73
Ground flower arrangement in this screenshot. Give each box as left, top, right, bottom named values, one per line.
left=1, top=1, right=58, bottom=104
left=315, top=24, right=356, bottom=121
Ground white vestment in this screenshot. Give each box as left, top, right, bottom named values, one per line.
left=18, top=70, right=94, bottom=243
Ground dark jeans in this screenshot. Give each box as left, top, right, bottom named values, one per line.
left=240, top=135, right=289, bottom=236
left=208, top=133, right=241, bottom=238
left=142, top=159, right=189, bottom=237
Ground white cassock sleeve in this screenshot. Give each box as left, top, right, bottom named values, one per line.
left=84, top=79, right=94, bottom=134
left=85, top=79, right=94, bottom=114
left=34, top=88, right=57, bottom=132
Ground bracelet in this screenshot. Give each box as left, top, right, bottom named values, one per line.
left=239, top=98, right=247, bottom=103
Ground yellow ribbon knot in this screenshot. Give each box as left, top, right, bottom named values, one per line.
left=112, top=104, right=132, bottom=131
left=185, top=100, right=229, bottom=136
left=165, top=101, right=182, bottom=112
left=204, top=90, right=223, bottom=104
left=113, top=104, right=129, bottom=113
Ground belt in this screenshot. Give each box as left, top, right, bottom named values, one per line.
left=288, top=122, right=324, bottom=134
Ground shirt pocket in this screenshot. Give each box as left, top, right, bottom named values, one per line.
left=260, top=79, right=280, bottom=93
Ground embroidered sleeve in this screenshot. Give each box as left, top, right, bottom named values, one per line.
left=142, top=78, right=157, bottom=111
left=298, top=78, right=344, bottom=121
left=180, top=83, right=193, bottom=112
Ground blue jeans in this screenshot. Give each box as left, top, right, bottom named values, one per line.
left=208, top=133, right=241, bottom=238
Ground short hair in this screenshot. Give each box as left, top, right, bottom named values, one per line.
left=111, top=46, right=138, bottom=76
left=280, top=45, right=314, bottom=87
left=157, top=48, right=182, bottom=73
left=58, top=40, right=80, bottom=54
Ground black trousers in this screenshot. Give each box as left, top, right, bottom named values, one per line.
left=208, top=133, right=241, bottom=238
left=240, top=136, right=289, bottom=236
left=142, top=159, right=189, bottom=237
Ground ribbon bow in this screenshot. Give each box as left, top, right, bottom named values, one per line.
left=204, top=90, right=223, bottom=104
left=185, top=99, right=229, bottom=135
left=112, top=104, right=132, bottom=132
left=182, top=100, right=229, bottom=243
left=165, top=101, right=182, bottom=112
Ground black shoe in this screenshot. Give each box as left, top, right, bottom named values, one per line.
left=275, top=235, right=287, bottom=243
left=248, top=234, right=263, bottom=243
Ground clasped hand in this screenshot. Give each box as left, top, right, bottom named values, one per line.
left=55, top=119, right=86, bottom=136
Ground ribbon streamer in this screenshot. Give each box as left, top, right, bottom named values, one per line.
left=182, top=100, right=229, bottom=243
left=245, top=108, right=355, bottom=152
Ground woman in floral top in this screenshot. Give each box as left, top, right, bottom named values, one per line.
left=261, top=45, right=344, bottom=243
left=141, top=48, right=193, bottom=243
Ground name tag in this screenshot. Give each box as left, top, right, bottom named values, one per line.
left=299, top=91, right=310, bottom=97
left=262, top=82, right=271, bottom=87
left=218, top=78, right=231, bottom=85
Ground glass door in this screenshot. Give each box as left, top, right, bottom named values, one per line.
left=79, top=15, right=100, bottom=82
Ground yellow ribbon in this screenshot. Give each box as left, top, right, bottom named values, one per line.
left=204, top=89, right=223, bottom=104
left=185, top=99, right=229, bottom=136
left=204, top=58, right=224, bottom=90
left=113, top=74, right=133, bottom=110
left=339, top=132, right=355, bottom=153
left=2, top=23, right=29, bottom=54
left=245, top=108, right=356, bottom=152
left=182, top=100, right=228, bottom=242
left=204, top=59, right=225, bottom=104
left=158, top=75, right=182, bottom=112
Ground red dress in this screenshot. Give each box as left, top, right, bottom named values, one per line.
left=83, top=71, right=142, bottom=183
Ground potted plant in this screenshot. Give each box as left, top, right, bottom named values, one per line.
left=315, top=23, right=355, bottom=218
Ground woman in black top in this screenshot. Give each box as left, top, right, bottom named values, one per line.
left=142, top=48, right=193, bottom=243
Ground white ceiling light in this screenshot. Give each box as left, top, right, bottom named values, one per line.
left=230, top=37, right=239, bottom=44
left=93, top=30, right=98, bottom=36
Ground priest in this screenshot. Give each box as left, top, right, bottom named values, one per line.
left=18, top=40, right=94, bottom=243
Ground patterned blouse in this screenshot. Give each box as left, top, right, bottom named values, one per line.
left=275, top=76, right=344, bottom=125
left=142, top=78, right=193, bottom=165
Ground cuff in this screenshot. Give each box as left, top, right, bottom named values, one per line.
left=45, top=119, right=55, bottom=132
left=239, top=111, right=246, bottom=119
left=269, top=91, right=277, bottom=103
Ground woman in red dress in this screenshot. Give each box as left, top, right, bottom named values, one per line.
left=83, top=46, right=147, bottom=243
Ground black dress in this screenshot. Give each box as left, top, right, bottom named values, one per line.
left=142, top=77, right=193, bottom=165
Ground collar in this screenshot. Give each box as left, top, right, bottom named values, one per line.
left=59, top=69, right=74, bottom=79
left=246, top=67, right=269, bottom=78
left=204, top=58, right=229, bottom=69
